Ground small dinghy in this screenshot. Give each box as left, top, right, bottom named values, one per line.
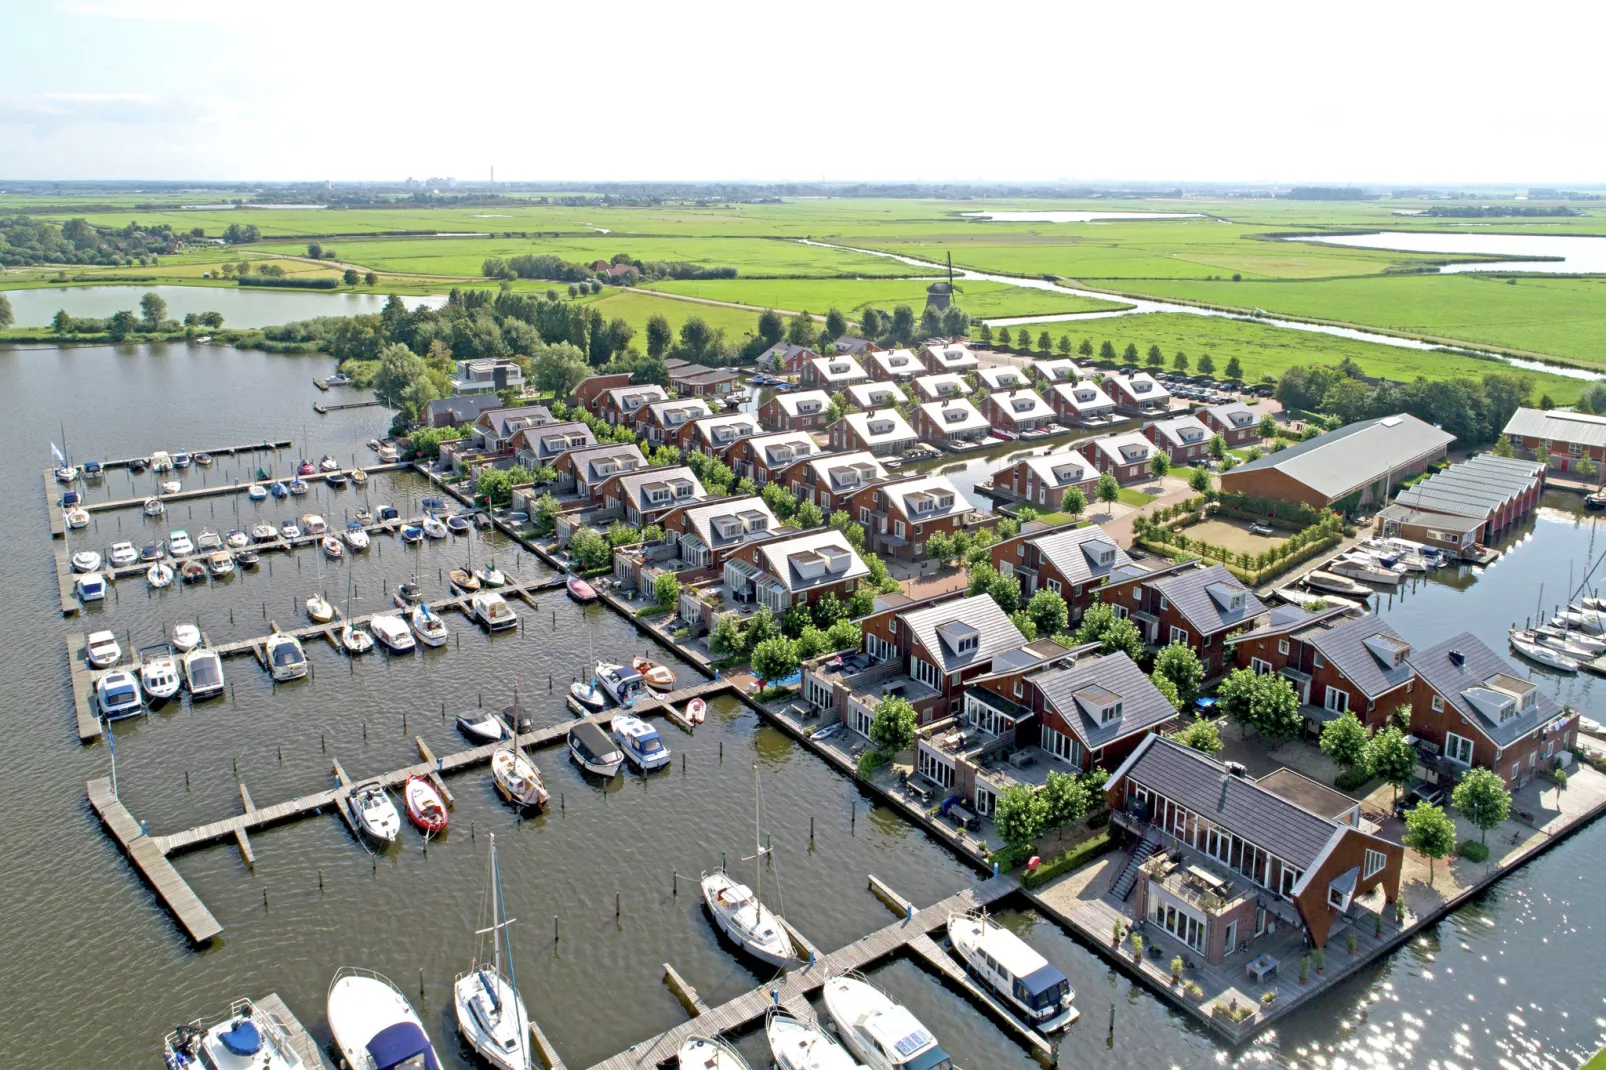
left=566, top=576, right=598, bottom=603
left=350, top=468, right=368, bottom=486
left=179, top=560, right=208, bottom=584
left=172, top=623, right=201, bottom=652
left=306, top=593, right=335, bottom=623
left=147, top=562, right=174, bottom=589
left=143, top=497, right=166, bottom=517
left=404, top=775, right=449, bottom=834
left=72, top=550, right=102, bottom=573
left=457, top=709, right=509, bottom=743
left=347, top=781, right=400, bottom=843
left=446, top=513, right=472, bottom=534
left=450, top=567, right=481, bottom=592
left=321, top=535, right=344, bottom=560
left=491, top=746, right=549, bottom=809
left=326, top=470, right=349, bottom=488
left=235, top=549, right=259, bottom=569
left=341, top=622, right=374, bottom=655
left=160, top=480, right=182, bottom=495
left=685, top=697, right=707, bottom=724
left=247, top=484, right=268, bottom=501
left=65, top=507, right=90, bottom=530
left=632, top=657, right=677, bottom=691
left=226, top=529, right=249, bottom=549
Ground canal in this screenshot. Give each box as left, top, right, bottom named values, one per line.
left=0, top=342, right=1600, bottom=1069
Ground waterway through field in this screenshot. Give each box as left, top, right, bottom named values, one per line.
left=1287, top=230, right=1606, bottom=275
left=0, top=342, right=1602, bottom=1069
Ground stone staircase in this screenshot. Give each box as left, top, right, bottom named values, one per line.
left=1108, top=825, right=1162, bottom=903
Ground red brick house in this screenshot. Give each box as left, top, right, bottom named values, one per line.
left=988, top=451, right=1099, bottom=511
left=850, top=473, right=971, bottom=561
left=657, top=496, right=780, bottom=569
left=1030, top=358, right=1084, bottom=385
left=1201, top=401, right=1261, bottom=447
left=980, top=389, right=1057, bottom=434
left=595, top=383, right=669, bottom=427
left=574, top=372, right=635, bottom=416
left=1044, top=380, right=1117, bottom=426
left=593, top=465, right=709, bottom=527
left=990, top=523, right=1142, bottom=622
left=977, top=366, right=1030, bottom=392
left=756, top=342, right=819, bottom=374
left=920, top=341, right=979, bottom=375
left=829, top=409, right=918, bottom=457
left=550, top=442, right=647, bottom=499
left=758, top=389, right=832, bottom=432
left=1236, top=609, right=1419, bottom=734
left=846, top=381, right=907, bottom=411
left=1105, top=372, right=1172, bottom=415
left=636, top=397, right=714, bottom=446
left=801, top=355, right=869, bottom=390
left=725, top=430, right=818, bottom=486
left=718, top=528, right=868, bottom=616
left=911, top=373, right=969, bottom=403
left=670, top=365, right=739, bottom=397
left=1080, top=431, right=1159, bottom=484
left=1127, top=563, right=1268, bottom=675
left=1143, top=415, right=1214, bottom=466
left=910, top=398, right=990, bottom=447
left=780, top=450, right=887, bottom=513
left=868, top=348, right=922, bottom=381
left=684, top=413, right=762, bottom=459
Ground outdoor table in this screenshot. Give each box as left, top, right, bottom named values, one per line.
left=1246, top=954, right=1278, bottom=983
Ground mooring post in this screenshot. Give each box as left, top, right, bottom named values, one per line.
left=554, top=916, right=559, bottom=943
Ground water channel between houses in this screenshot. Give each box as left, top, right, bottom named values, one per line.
left=0, top=342, right=1601, bottom=1069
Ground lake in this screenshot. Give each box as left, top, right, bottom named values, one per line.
left=962, top=211, right=1204, bottom=223
left=1, top=343, right=1602, bottom=1069
left=0, top=285, right=447, bottom=328
left=1287, top=230, right=1606, bottom=274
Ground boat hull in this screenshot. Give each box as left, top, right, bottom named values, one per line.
left=453, top=970, right=532, bottom=1070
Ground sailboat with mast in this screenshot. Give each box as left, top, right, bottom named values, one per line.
left=491, top=710, right=549, bottom=810
left=454, top=834, right=534, bottom=1070
left=701, top=765, right=797, bottom=969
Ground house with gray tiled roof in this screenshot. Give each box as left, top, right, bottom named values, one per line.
left=1143, top=414, right=1213, bottom=465
left=1127, top=563, right=1267, bottom=674
left=801, top=354, right=870, bottom=390
left=724, top=429, right=818, bottom=486
left=868, top=348, right=922, bottom=381
left=509, top=421, right=596, bottom=470
left=1200, top=401, right=1261, bottom=447
left=756, top=342, right=819, bottom=374
left=988, top=449, right=1100, bottom=512
left=594, top=465, right=708, bottom=527
left=1012, top=650, right=1181, bottom=775
left=829, top=408, right=918, bottom=458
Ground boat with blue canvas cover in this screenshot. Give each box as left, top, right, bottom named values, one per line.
left=164, top=996, right=307, bottom=1070
left=611, top=712, right=670, bottom=771
left=947, top=910, right=1077, bottom=1032
left=328, top=967, right=440, bottom=1070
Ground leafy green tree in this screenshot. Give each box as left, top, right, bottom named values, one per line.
left=139, top=292, right=166, bottom=331
left=1319, top=710, right=1369, bottom=769
left=1149, top=452, right=1170, bottom=479
left=1151, top=672, right=1181, bottom=710
left=1057, top=334, right=1072, bottom=356
left=994, top=784, right=1047, bottom=852
left=1146, top=344, right=1164, bottom=367
left=751, top=637, right=800, bottom=684
left=342, top=268, right=359, bottom=287
left=990, top=572, right=1022, bottom=614
left=819, top=307, right=847, bottom=340
left=364, top=271, right=378, bottom=287
left=1188, top=466, right=1211, bottom=492
left=1079, top=339, right=1094, bottom=357
left=1365, top=726, right=1417, bottom=802
left=1173, top=351, right=1189, bottom=372
left=531, top=343, right=591, bottom=396
left=107, top=309, right=137, bottom=341
left=1074, top=602, right=1144, bottom=660
left=1123, top=342, right=1140, bottom=364
left=795, top=626, right=829, bottom=660
left=477, top=467, right=513, bottom=506
left=710, top=613, right=745, bottom=656
left=307, top=242, right=323, bottom=259
left=1172, top=718, right=1224, bottom=755
left=0, top=293, right=11, bottom=328
left=746, top=606, right=781, bottom=649
left=925, top=530, right=954, bottom=565
left=1041, top=771, right=1090, bottom=828
left=653, top=572, right=681, bottom=612
left=1152, top=643, right=1204, bottom=706
left=1038, top=331, right=1052, bottom=354
left=864, top=552, right=898, bottom=594
left=1096, top=472, right=1120, bottom=507
left=756, top=308, right=785, bottom=349
left=783, top=604, right=813, bottom=638
left=761, top=480, right=797, bottom=520
left=1026, top=588, right=1069, bottom=637
left=531, top=492, right=561, bottom=533
left=1099, top=340, right=1116, bottom=360
left=869, top=695, right=918, bottom=753
left=1451, top=767, right=1511, bottom=844
left=827, top=618, right=862, bottom=649
left=1061, top=485, right=1088, bottom=518
left=645, top=315, right=673, bottom=358
left=1404, top=802, right=1456, bottom=881
left=812, top=592, right=848, bottom=628
left=1196, top=353, right=1215, bottom=374
left=1224, top=356, right=1244, bottom=380
left=569, top=527, right=612, bottom=570
left=794, top=499, right=825, bottom=528
left=786, top=310, right=815, bottom=346
left=50, top=309, right=72, bottom=333
left=1208, top=434, right=1228, bottom=462
left=1258, top=415, right=1278, bottom=439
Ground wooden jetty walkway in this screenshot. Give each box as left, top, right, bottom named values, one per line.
left=254, top=993, right=335, bottom=1070
left=86, top=680, right=734, bottom=942
left=582, top=875, right=1023, bottom=1070
left=314, top=399, right=384, bottom=414
left=78, top=460, right=411, bottom=516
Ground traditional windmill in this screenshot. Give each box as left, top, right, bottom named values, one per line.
left=925, top=251, right=961, bottom=311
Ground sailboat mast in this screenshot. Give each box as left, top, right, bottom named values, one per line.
left=489, top=834, right=503, bottom=973
left=491, top=836, right=527, bottom=1070
left=754, top=764, right=762, bottom=903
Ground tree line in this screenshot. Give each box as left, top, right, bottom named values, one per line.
left=1274, top=359, right=1532, bottom=446
left=0, top=215, right=184, bottom=266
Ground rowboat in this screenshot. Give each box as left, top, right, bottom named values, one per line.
left=685, top=697, right=707, bottom=724
left=631, top=656, right=676, bottom=691
left=567, top=576, right=598, bottom=603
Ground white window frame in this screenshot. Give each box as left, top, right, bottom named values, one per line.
left=1431, top=695, right=1444, bottom=712
left=1169, top=625, right=1189, bottom=646
left=1250, top=657, right=1272, bottom=676
left=1363, top=848, right=1387, bottom=880
left=1041, top=725, right=1084, bottom=768
left=1046, top=578, right=1062, bottom=595
left=1445, top=731, right=1474, bottom=767
left=911, top=657, right=942, bottom=690
left=1278, top=639, right=1290, bottom=656
left=974, top=786, right=996, bottom=817
left=1324, top=687, right=1349, bottom=714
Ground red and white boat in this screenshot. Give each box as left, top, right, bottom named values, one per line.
left=632, top=656, right=677, bottom=691
left=685, top=697, right=707, bottom=724
left=566, top=576, right=598, bottom=603
left=403, top=775, right=449, bottom=834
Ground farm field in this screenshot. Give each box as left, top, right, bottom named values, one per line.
left=1102, top=274, right=1606, bottom=368
left=573, top=288, right=770, bottom=347
left=642, top=277, right=1128, bottom=318
left=1042, top=311, right=1590, bottom=404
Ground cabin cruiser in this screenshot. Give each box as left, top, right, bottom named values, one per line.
left=140, top=543, right=164, bottom=562
left=183, top=647, right=226, bottom=698
left=472, top=592, right=517, bottom=631
left=596, top=662, right=645, bottom=706
left=248, top=484, right=268, bottom=501
left=128, top=457, right=149, bottom=474
left=147, top=562, right=174, bottom=588
left=196, top=529, right=223, bottom=551
left=344, top=522, right=370, bottom=550
left=164, top=996, right=307, bottom=1070
left=375, top=505, right=399, bottom=523
left=168, top=530, right=195, bottom=556
left=71, top=549, right=103, bottom=573
left=347, top=781, right=401, bottom=842
left=370, top=614, right=416, bottom=652
left=108, top=541, right=138, bottom=568
left=767, top=1010, right=863, bottom=1070
left=139, top=644, right=182, bottom=701
left=62, top=488, right=82, bottom=508
left=611, top=713, right=670, bottom=771
left=226, top=529, right=249, bottom=549
left=235, top=549, right=260, bottom=569
left=86, top=630, right=122, bottom=669
left=568, top=721, right=624, bottom=777
left=396, top=579, right=423, bottom=606
left=65, top=507, right=90, bottom=530
left=208, top=551, right=235, bottom=576
left=1303, top=569, right=1372, bottom=597
left=678, top=1037, right=751, bottom=1069
left=173, top=452, right=192, bottom=469
left=144, top=497, right=166, bottom=517
left=150, top=451, right=173, bottom=472
left=82, top=460, right=103, bottom=479
left=77, top=572, right=108, bottom=602
left=299, top=514, right=328, bottom=536
left=377, top=445, right=400, bottom=462
left=252, top=523, right=277, bottom=542
left=96, top=670, right=143, bottom=720
left=947, top=911, right=1077, bottom=1031
left=172, top=623, right=202, bottom=652
left=279, top=520, right=301, bottom=541
left=326, top=969, right=439, bottom=1070
left=823, top=974, right=954, bottom=1070
left=422, top=515, right=449, bottom=539
left=1330, top=552, right=1405, bottom=587
left=457, top=709, right=509, bottom=743
left=410, top=602, right=449, bottom=646
left=265, top=633, right=308, bottom=682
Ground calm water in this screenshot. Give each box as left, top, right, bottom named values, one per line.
left=0, top=285, right=447, bottom=328
left=1288, top=231, right=1606, bottom=274
left=1, top=343, right=1601, bottom=1069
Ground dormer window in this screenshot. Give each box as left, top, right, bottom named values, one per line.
left=937, top=620, right=980, bottom=656
left=944, top=409, right=966, bottom=423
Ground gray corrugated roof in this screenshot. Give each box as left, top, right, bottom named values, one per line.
left=1030, top=525, right=1132, bottom=586
left=426, top=394, right=501, bottom=425
left=1225, top=414, right=1454, bottom=499
left=1123, top=736, right=1339, bottom=868
left=902, top=595, right=1025, bottom=675
left=1503, top=407, right=1606, bottom=448
left=1378, top=503, right=1483, bottom=532
left=1393, top=454, right=1544, bottom=518
left=1150, top=564, right=1266, bottom=636
left=1409, top=632, right=1565, bottom=748
left=1030, top=652, right=1177, bottom=750
left=1295, top=613, right=1414, bottom=700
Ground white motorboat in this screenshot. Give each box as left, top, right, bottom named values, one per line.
left=251, top=523, right=277, bottom=543
left=823, top=974, right=954, bottom=1070
left=347, top=781, right=401, bottom=842
left=611, top=712, right=670, bottom=771
left=306, top=593, right=335, bottom=623
left=371, top=614, right=416, bottom=652
left=96, top=669, right=143, bottom=720
left=472, top=591, right=517, bottom=631
left=71, top=549, right=102, bottom=573
left=65, top=507, right=90, bottom=530
left=160, top=479, right=182, bottom=496
left=491, top=746, right=549, bottom=809
left=143, top=497, right=166, bottom=517
left=410, top=602, right=449, bottom=647
left=320, top=454, right=339, bottom=472
left=77, top=572, right=107, bottom=601
left=326, top=968, right=438, bottom=1070
left=678, top=1036, right=752, bottom=1069
left=183, top=647, right=226, bottom=698
left=1330, top=552, right=1405, bottom=587
left=173, top=452, right=192, bottom=469
left=1510, top=632, right=1579, bottom=673
left=702, top=765, right=796, bottom=968
left=568, top=721, right=624, bottom=777
left=265, top=633, right=308, bottom=681
left=321, top=535, right=344, bottom=560
left=196, top=529, right=223, bottom=551
left=279, top=520, right=301, bottom=541
left=227, top=529, right=250, bottom=549
left=596, top=661, right=645, bottom=707
left=344, top=523, right=370, bottom=550
left=55, top=464, right=78, bottom=483
left=454, top=835, right=534, bottom=1070
left=150, top=451, right=172, bottom=472
left=168, top=530, right=195, bottom=556
left=474, top=564, right=507, bottom=588
left=85, top=629, right=122, bottom=669
left=340, top=623, right=375, bottom=655
left=422, top=516, right=449, bottom=539
left=948, top=911, right=1077, bottom=1031
left=139, top=644, right=182, bottom=701
left=147, top=562, right=174, bottom=588
left=208, top=551, right=235, bottom=576
left=1303, top=569, right=1373, bottom=597
left=300, top=514, right=328, bottom=536
left=458, top=709, right=509, bottom=743
left=172, top=622, right=202, bottom=652
left=247, top=484, right=268, bottom=501
left=164, top=996, right=308, bottom=1070
left=767, top=1010, right=864, bottom=1070
left=1533, top=623, right=1606, bottom=655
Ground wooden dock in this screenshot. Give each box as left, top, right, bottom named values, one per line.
left=88, top=777, right=223, bottom=945
left=315, top=399, right=384, bottom=414
left=581, top=876, right=1015, bottom=1070
left=67, top=634, right=101, bottom=741
left=254, top=993, right=336, bottom=1070
left=79, top=461, right=411, bottom=516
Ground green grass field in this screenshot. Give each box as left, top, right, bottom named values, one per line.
left=641, top=278, right=1127, bottom=318
left=1086, top=273, right=1606, bottom=368
left=574, top=289, right=769, bottom=348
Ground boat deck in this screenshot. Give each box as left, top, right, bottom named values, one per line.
left=252, top=994, right=336, bottom=1070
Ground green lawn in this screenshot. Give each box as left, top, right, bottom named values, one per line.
left=1118, top=488, right=1156, bottom=507
left=574, top=289, right=767, bottom=347
left=1582, top=1046, right=1606, bottom=1070
left=642, top=277, right=1126, bottom=318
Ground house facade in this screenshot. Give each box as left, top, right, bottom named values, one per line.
left=801, top=355, right=870, bottom=390
left=920, top=341, right=979, bottom=375
left=756, top=343, right=818, bottom=374
left=911, top=373, right=969, bottom=403
left=596, top=383, right=670, bottom=428
left=637, top=398, right=714, bottom=446
left=1144, top=415, right=1214, bottom=465
left=725, top=430, right=818, bottom=486
left=868, top=348, right=922, bottom=381
left=758, top=389, right=832, bottom=432
left=1234, top=609, right=1419, bottom=734
left=977, top=365, right=1029, bottom=392
left=670, top=366, right=739, bottom=396
left=685, top=413, right=762, bottom=459
left=1106, top=372, right=1172, bottom=415
left=910, top=398, right=990, bottom=447
left=846, top=381, right=908, bottom=411
left=595, top=465, right=708, bottom=527
left=989, top=523, right=1144, bottom=622
left=551, top=443, right=647, bottom=498
left=1045, top=380, right=1117, bottom=426
left=509, top=421, right=596, bottom=471
left=830, top=409, right=919, bottom=457
left=783, top=451, right=888, bottom=513
left=851, top=473, right=971, bottom=561
left=1080, top=432, right=1159, bottom=484
left=989, top=451, right=1100, bottom=511
left=980, top=389, right=1057, bottom=434
left=1126, top=563, right=1268, bottom=675
left=1201, top=402, right=1261, bottom=447
left=1031, top=359, right=1084, bottom=385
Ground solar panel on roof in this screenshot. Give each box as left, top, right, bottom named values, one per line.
left=895, top=1030, right=932, bottom=1056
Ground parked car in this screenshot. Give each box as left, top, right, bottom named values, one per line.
left=1393, top=779, right=1447, bottom=818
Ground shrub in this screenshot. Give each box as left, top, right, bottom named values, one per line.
left=1550, top=767, right=1569, bottom=786
left=1334, top=767, right=1374, bottom=791
left=1459, top=839, right=1490, bottom=862
left=1346, top=929, right=1358, bottom=954
left=855, top=748, right=891, bottom=778
left=1020, top=831, right=1115, bottom=889
left=1298, top=955, right=1310, bottom=983
left=1312, top=946, right=1325, bottom=971
left=1170, top=955, right=1185, bottom=979
left=1260, top=990, right=1277, bottom=1006
left=237, top=275, right=340, bottom=289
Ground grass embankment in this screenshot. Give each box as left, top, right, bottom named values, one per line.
left=642, top=277, right=1127, bottom=317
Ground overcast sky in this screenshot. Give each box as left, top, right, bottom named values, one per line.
left=2, top=0, right=1600, bottom=186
